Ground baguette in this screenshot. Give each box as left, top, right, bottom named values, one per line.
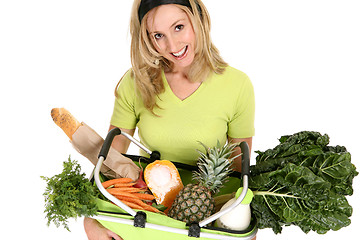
left=51, top=108, right=81, bottom=140
left=50, top=107, right=140, bottom=180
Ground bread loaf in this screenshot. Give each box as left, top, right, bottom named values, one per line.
left=50, top=107, right=141, bottom=180
left=51, top=108, right=81, bottom=140
left=144, top=160, right=183, bottom=213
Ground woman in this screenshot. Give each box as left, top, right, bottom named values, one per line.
left=84, top=0, right=255, bottom=239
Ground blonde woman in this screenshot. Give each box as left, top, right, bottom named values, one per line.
left=84, top=0, right=255, bottom=239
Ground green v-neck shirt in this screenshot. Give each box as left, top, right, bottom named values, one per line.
left=111, top=66, right=255, bottom=166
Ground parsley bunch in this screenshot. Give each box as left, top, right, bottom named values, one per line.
left=41, top=156, right=98, bottom=231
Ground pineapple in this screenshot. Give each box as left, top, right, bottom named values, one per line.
left=168, top=141, right=239, bottom=223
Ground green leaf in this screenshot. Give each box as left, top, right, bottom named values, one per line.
left=249, top=131, right=358, bottom=234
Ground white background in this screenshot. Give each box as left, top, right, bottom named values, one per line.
left=1, top=0, right=359, bottom=239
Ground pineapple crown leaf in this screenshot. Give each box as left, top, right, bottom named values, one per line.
left=193, top=140, right=241, bottom=193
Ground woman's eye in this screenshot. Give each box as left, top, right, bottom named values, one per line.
left=175, top=24, right=184, bottom=31
left=154, top=33, right=163, bottom=40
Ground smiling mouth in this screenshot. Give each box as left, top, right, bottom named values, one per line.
left=171, top=46, right=188, bottom=59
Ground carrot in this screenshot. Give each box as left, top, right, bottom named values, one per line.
left=133, top=193, right=155, bottom=201
left=118, top=199, right=144, bottom=210
left=113, top=191, right=155, bottom=201
left=111, top=187, right=143, bottom=193
left=119, top=196, right=159, bottom=213
left=106, top=189, right=140, bottom=198
left=114, top=182, right=136, bottom=188
left=102, top=178, right=133, bottom=189
left=116, top=195, right=139, bottom=202
left=110, top=191, right=160, bottom=213
left=139, top=202, right=160, bottom=213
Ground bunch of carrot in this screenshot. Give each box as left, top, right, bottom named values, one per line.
left=101, top=177, right=160, bottom=213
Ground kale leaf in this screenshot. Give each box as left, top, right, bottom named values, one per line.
left=41, top=156, right=98, bottom=231
left=250, top=131, right=358, bottom=234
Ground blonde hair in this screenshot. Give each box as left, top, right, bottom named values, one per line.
left=117, top=0, right=228, bottom=113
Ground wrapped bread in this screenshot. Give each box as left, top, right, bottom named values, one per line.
left=51, top=108, right=140, bottom=180
left=144, top=160, right=183, bottom=213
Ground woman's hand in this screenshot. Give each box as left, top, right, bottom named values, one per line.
left=84, top=217, right=123, bottom=240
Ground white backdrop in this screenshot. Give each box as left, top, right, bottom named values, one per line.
left=1, top=0, right=359, bottom=239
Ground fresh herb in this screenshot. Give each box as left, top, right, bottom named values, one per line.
left=249, top=131, right=358, bottom=234
left=152, top=203, right=168, bottom=213
left=41, top=156, right=98, bottom=231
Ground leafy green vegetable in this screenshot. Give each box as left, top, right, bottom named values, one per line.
left=249, top=131, right=358, bottom=234
left=41, top=156, right=98, bottom=231
left=152, top=203, right=168, bottom=212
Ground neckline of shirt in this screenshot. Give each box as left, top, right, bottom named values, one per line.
left=161, top=70, right=206, bottom=104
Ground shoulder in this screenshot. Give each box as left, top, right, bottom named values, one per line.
left=221, top=66, right=250, bottom=83
left=120, top=68, right=135, bottom=85
left=116, top=69, right=136, bottom=93
left=210, top=66, right=252, bottom=90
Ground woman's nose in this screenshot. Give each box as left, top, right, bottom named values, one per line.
left=166, top=35, right=178, bottom=52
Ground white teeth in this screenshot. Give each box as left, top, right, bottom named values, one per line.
left=172, top=46, right=187, bottom=57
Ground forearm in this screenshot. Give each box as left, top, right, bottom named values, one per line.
left=109, top=125, right=135, bottom=154
left=84, top=217, right=123, bottom=240
left=84, top=217, right=102, bottom=238
left=228, top=137, right=253, bottom=172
